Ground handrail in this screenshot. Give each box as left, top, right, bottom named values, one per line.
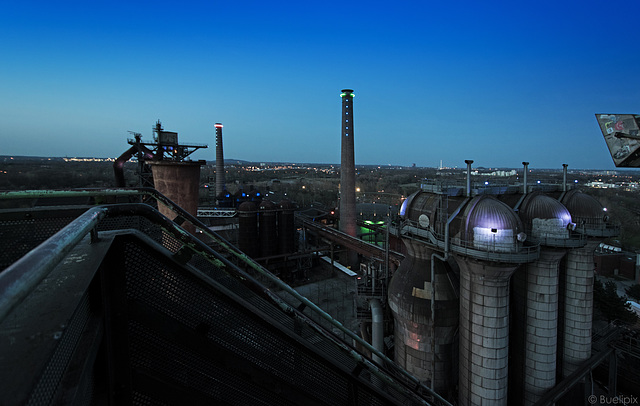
left=0, top=188, right=452, bottom=406
left=0, top=207, right=108, bottom=321
left=399, top=219, right=540, bottom=263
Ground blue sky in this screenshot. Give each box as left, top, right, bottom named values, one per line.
left=2, top=1, right=639, bottom=169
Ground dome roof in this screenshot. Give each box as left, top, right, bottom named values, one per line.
left=561, top=190, right=604, bottom=220
left=464, top=195, right=523, bottom=235
left=259, top=200, right=276, bottom=210
left=400, top=191, right=441, bottom=221
left=237, top=201, right=257, bottom=212
left=279, top=199, right=295, bottom=210
left=520, top=192, right=572, bottom=225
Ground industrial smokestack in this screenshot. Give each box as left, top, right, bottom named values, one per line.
left=465, top=160, right=474, bottom=197
left=215, top=123, right=226, bottom=200
left=562, top=163, right=568, bottom=192
left=339, top=89, right=357, bottom=239
left=522, top=161, right=529, bottom=194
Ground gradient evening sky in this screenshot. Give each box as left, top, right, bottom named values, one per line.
left=2, top=0, right=639, bottom=169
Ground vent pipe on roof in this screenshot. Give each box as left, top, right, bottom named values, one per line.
left=562, top=163, right=568, bottom=192
left=522, top=162, right=529, bottom=194
left=465, top=160, right=474, bottom=197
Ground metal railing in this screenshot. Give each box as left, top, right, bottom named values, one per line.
left=398, top=219, right=540, bottom=264
left=419, top=179, right=573, bottom=196
left=577, top=222, right=621, bottom=238
left=525, top=228, right=587, bottom=248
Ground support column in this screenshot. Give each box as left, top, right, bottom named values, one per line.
left=511, top=248, right=565, bottom=406
left=458, top=259, right=517, bottom=406
left=562, top=240, right=598, bottom=376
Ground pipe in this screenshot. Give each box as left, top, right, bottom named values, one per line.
left=464, top=160, right=474, bottom=197
left=430, top=194, right=469, bottom=385
left=430, top=252, right=443, bottom=385
left=113, top=141, right=155, bottom=187
left=444, top=197, right=471, bottom=255
left=385, top=216, right=390, bottom=280
left=522, top=161, right=529, bottom=194
left=370, top=298, right=384, bottom=366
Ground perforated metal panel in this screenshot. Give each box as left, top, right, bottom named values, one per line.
left=26, top=294, right=92, bottom=406
left=0, top=213, right=80, bottom=270
left=95, top=233, right=420, bottom=406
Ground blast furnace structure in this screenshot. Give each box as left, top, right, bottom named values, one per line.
left=391, top=162, right=540, bottom=405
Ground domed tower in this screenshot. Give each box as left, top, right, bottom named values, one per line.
left=508, top=192, right=583, bottom=406
left=453, top=195, right=530, bottom=406
left=388, top=191, right=459, bottom=395
left=559, top=189, right=619, bottom=377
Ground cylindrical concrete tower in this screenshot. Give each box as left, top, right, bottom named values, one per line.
left=388, top=239, right=459, bottom=396
left=455, top=195, right=525, bottom=406
left=559, top=190, right=618, bottom=377
left=508, top=192, right=580, bottom=406
left=148, top=160, right=205, bottom=234
left=339, top=89, right=357, bottom=239
left=214, top=123, right=226, bottom=201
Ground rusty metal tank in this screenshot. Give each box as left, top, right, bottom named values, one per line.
left=259, top=200, right=277, bottom=258
left=278, top=199, right=296, bottom=254
left=148, top=160, right=205, bottom=234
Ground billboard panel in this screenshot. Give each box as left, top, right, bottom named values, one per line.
left=595, top=114, right=640, bottom=167
left=159, top=131, right=178, bottom=146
